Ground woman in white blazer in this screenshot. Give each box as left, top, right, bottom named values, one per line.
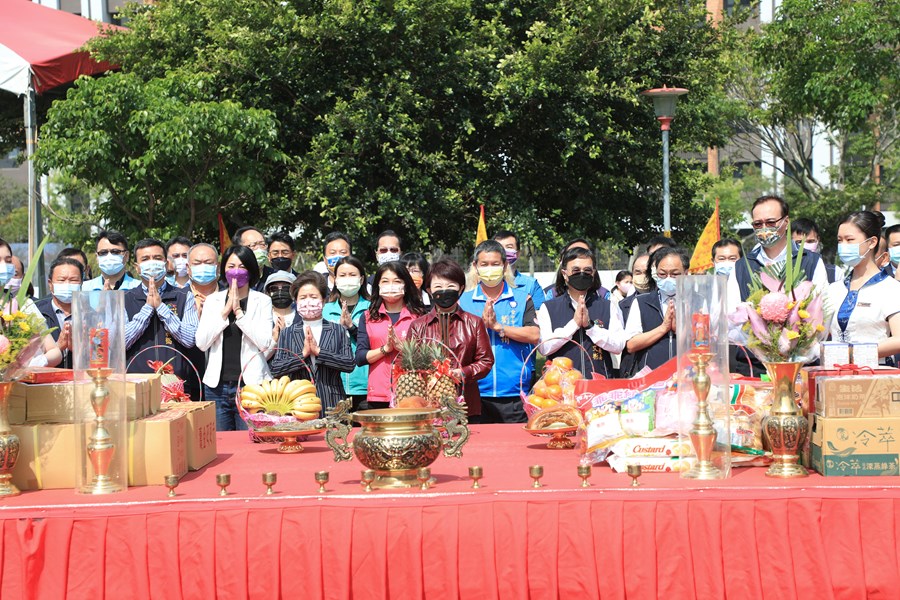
left=196, top=245, right=275, bottom=430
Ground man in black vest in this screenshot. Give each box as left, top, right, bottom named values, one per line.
left=123, top=239, right=199, bottom=385
left=35, top=257, right=85, bottom=369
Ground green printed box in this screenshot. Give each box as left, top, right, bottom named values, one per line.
left=811, top=415, right=900, bottom=476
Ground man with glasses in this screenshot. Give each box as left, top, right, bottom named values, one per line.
left=374, top=230, right=402, bottom=266
left=232, top=226, right=269, bottom=268
left=82, top=230, right=141, bottom=291
left=731, top=195, right=828, bottom=305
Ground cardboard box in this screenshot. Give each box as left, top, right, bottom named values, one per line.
left=160, top=401, right=217, bottom=470
left=11, top=423, right=78, bottom=491
left=811, top=415, right=900, bottom=476
left=801, top=365, right=900, bottom=418
left=21, top=367, right=75, bottom=384
left=21, top=377, right=151, bottom=423
left=8, top=383, right=26, bottom=425
left=817, top=375, right=900, bottom=418
left=128, top=411, right=188, bottom=486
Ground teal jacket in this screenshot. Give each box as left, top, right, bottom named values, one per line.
left=323, top=297, right=371, bottom=396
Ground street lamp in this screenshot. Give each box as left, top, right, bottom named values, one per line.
left=641, top=86, right=688, bottom=238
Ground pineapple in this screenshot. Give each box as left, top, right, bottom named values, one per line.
left=394, top=338, right=428, bottom=401
left=420, top=342, right=459, bottom=407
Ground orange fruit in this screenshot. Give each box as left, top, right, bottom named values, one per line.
left=563, top=369, right=583, bottom=384
left=552, top=357, right=573, bottom=371
left=533, top=381, right=548, bottom=397
left=525, top=395, right=543, bottom=407
left=546, top=384, right=563, bottom=400
left=543, top=369, right=562, bottom=386
left=543, top=398, right=559, bottom=407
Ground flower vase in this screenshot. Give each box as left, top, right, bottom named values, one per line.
left=0, top=382, right=20, bottom=496
left=762, top=362, right=808, bottom=478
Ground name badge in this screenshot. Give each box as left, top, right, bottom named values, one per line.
left=857, top=302, right=871, bottom=308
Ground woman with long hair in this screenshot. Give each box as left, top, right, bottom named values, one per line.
left=354, top=262, right=427, bottom=407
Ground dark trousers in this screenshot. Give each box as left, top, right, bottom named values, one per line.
left=478, top=396, right=527, bottom=424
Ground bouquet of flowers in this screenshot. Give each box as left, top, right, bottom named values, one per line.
left=0, top=243, right=53, bottom=382
left=729, top=248, right=827, bottom=364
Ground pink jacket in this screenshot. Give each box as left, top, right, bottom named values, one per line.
left=355, top=306, right=417, bottom=404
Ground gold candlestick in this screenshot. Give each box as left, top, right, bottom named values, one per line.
left=216, top=473, right=231, bottom=496
left=315, top=471, right=329, bottom=493
left=361, top=469, right=375, bottom=493
left=529, top=465, right=544, bottom=488
left=468, top=466, right=483, bottom=489
left=682, top=352, right=721, bottom=480
left=626, top=463, right=642, bottom=487
left=577, top=464, right=592, bottom=487
left=83, top=367, right=122, bottom=494
left=262, top=472, right=277, bottom=495
left=417, top=467, right=431, bottom=491
left=164, top=474, right=179, bottom=498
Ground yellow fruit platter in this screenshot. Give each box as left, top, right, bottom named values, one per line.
left=237, top=376, right=327, bottom=453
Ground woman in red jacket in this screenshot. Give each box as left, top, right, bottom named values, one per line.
left=355, top=262, right=427, bottom=408
left=408, top=258, right=494, bottom=419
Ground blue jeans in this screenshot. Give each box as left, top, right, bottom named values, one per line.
left=205, top=380, right=248, bottom=431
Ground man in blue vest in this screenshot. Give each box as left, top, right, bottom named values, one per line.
left=124, top=239, right=199, bottom=385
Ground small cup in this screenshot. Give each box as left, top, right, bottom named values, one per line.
left=262, top=472, right=277, bottom=495
left=468, top=466, right=483, bottom=489
left=216, top=473, right=231, bottom=496
left=529, top=465, right=544, bottom=488
left=164, top=474, right=179, bottom=498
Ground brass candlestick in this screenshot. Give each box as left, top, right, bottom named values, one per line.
left=262, top=472, right=277, bottom=495
left=627, top=463, right=642, bottom=487
left=529, top=465, right=544, bottom=488
left=577, top=464, right=592, bottom=488
left=468, top=466, right=483, bottom=489
left=83, top=367, right=122, bottom=494
left=361, top=469, right=375, bottom=492
left=216, top=473, right=231, bottom=496
left=315, top=471, right=329, bottom=493
left=682, top=352, right=721, bottom=480
left=164, top=474, right=179, bottom=498
left=417, top=467, right=431, bottom=491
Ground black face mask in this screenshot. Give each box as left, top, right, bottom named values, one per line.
left=270, top=257, right=292, bottom=272
left=567, top=273, right=594, bottom=292
left=269, top=288, right=293, bottom=309
left=431, top=289, right=460, bottom=309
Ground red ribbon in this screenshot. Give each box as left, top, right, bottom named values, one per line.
left=431, top=358, right=459, bottom=383
left=832, top=363, right=875, bottom=375
left=147, top=359, right=174, bottom=374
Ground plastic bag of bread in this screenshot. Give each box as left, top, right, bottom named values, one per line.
left=526, top=404, right=583, bottom=430
left=579, top=400, right=625, bottom=464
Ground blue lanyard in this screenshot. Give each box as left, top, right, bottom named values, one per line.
left=837, top=269, right=889, bottom=338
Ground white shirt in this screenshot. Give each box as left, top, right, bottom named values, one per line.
left=726, top=243, right=829, bottom=315
left=826, top=275, right=900, bottom=347
left=536, top=294, right=626, bottom=355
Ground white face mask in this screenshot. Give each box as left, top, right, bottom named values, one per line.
left=172, top=257, right=189, bottom=277
left=380, top=283, right=405, bottom=298
left=377, top=252, right=401, bottom=265
left=336, top=277, right=362, bottom=297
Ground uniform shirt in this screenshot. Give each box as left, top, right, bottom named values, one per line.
left=82, top=273, right=141, bottom=291
left=536, top=294, right=626, bottom=356
left=123, top=281, right=198, bottom=349
left=826, top=271, right=900, bottom=353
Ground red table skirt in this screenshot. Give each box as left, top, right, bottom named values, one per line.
left=2, top=426, right=900, bottom=599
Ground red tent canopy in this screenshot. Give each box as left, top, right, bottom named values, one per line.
left=0, top=0, right=120, bottom=95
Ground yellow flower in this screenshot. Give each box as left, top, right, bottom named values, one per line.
left=19, top=323, right=29, bottom=333
left=816, top=325, right=825, bottom=332
left=786, top=330, right=799, bottom=340
left=798, top=309, right=810, bottom=319
left=1, top=314, right=13, bottom=322
left=787, top=302, right=795, bottom=310
left=13, top=311, right=26, bottom=320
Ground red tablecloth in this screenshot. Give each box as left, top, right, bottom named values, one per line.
left=1, top=425, right=900, bottom=599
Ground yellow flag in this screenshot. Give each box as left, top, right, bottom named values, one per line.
left=689, top=199, right=720, bottom=273
left=475, top=205, right=488, bottom=246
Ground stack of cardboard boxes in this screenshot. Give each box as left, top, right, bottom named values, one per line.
left=10, top=369, right=217, bottom=490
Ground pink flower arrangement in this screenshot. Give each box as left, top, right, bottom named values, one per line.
left=0, top=335, right=9, bottom=355
left=758, top=292, right=791, bottom=323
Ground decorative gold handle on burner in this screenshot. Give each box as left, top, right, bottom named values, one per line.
left=438, top=395, right=470, bottom=458
left=324, top=398, right=354, bottom=462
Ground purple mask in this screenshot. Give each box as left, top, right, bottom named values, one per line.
left=225, top=268, right=250, bottom=288
left=505, top=249, right=518, bottom=266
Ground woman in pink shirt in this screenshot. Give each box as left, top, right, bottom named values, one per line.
left=354, top=262, right=427, bottom=408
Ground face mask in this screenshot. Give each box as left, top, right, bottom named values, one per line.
left=297, top=298, right=323, bottom=320
left=566, top=272, right=593, bottom=292
left=172, top=257, right=189, bottom=278
left=190, top=264, right=218, bottom=285
left=0, top=262, right=14, bottom=286
left=505, top=249, right=518, bottom=266
left=51, top=282, right=80, bottom=304
left=336, top=278, right=362, bottom=297
left=380, top=283, right=405, bottom=299
left=139, top=259, right=167, bottom=282
left=755, top=225, right=784, bottom=249
left=269, top=288, right=293, bottom=309
left=270, top=257, right=292, bottom=272
left=253, top=249, right=269, bottom=269
left=619, top=283, right=634, bottom=297
left=431, top=289, right=460, bottom=309
left=165, top=274, right=176, bottom=287
left=803, top=241, right=819, bottom=254
left=655, top=275, right=677, bottom=297
left=410, top=274, right=424, bottom=290
left=98, top=253, right=125, bottom=276
left=477, top=266, right=504, bottom=287
left=225, top=268, right=250, bottom=288
left=325, top=255, right=343, bottom=269
left=838, top=240, right=872, bottom=268
left=632, top=273, right=650, bottom=293
left=714, top=262, right=735, bottom=277
left=4, top=278, right=22, bottom=294
left=377, top=252, right=401, bottom=265
left=890, top=247, right=900, bottom=266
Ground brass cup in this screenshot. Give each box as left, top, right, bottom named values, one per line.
left=262, top=472, right=277, bottom=495
left=315, top=471, right=329, bottom=494
left=468, top=465, right=483, bottom=489
left=361, top=469, right=376, bottom=493
left=529, top=465, right=544, bottom=488
left=216, top=473, right=231, bottom=496
left=164, top=474, right=179, bottom=498
left=626, top=464, right=642, bottom=487
left=577, top=464, right=592, bottom=488
left=417, top=467, right=431, bottom=491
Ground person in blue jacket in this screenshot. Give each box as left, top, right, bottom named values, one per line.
left=459, top=240, right=540, bottom=423
left=493, top=230, right=545, bottom=310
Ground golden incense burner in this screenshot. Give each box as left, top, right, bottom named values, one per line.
left=326, top=397, right=469, bottom=489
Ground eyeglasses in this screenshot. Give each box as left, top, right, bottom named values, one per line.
left=377, top=247, right=401, bottom=254
left=269, top=250, right=293, bottom=258
left=567, top=268, right=595, bottom=276
left=97, top=249, right=126, bottom=257
left=751, top=216, right=786, bottom=230
left=246, top=241, right=268, bottom=250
